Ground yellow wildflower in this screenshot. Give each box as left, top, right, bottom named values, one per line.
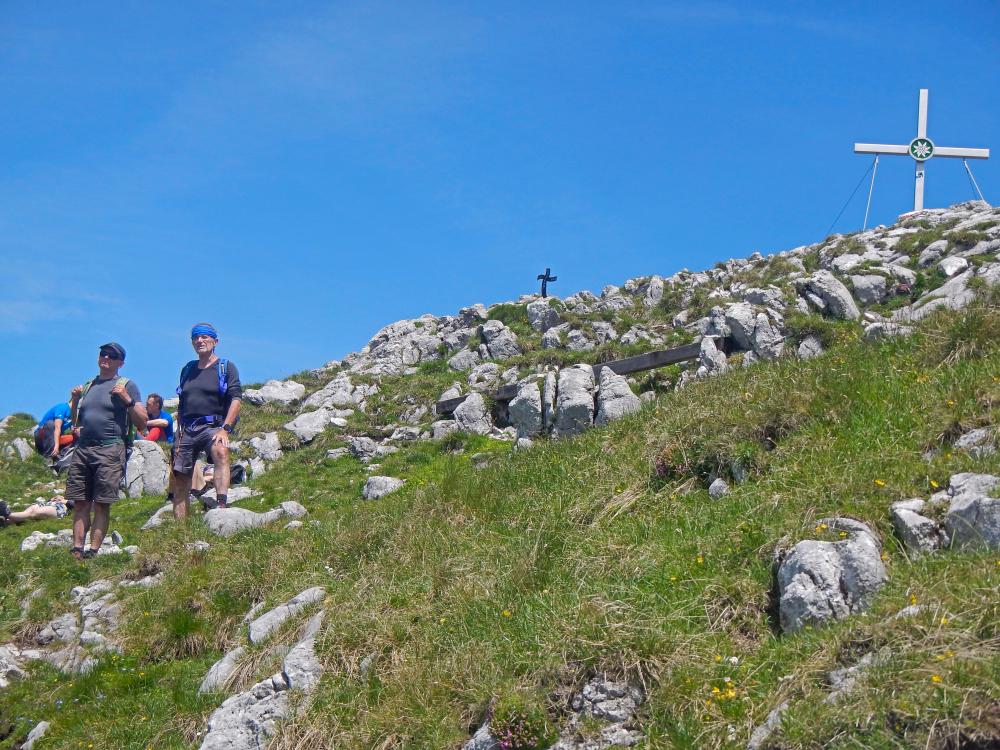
left=940, top=617, right=949, bottom=625
left=930, top=480, right=939, bottom=489
left=501, top=609, right=511, bottom=618
left=931, top=674, right=942, bottom=683
left=874, top=479, right=886, bottom=487
left=910, top=594, right=918, bottom=605
left=696, top=555, right=704, bottom=565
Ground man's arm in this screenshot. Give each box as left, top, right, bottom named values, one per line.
left=213, top=399, right=241, bottom=447
left=50, top=418, right=63, bottom=457
left=146, top=418, right=169, bottom=428
left=70, top=385, right=83, bottom=427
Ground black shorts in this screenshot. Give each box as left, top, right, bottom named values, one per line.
left=172, top=423, right=222, bottom=475
left=65, top=443, right=126, bottom=505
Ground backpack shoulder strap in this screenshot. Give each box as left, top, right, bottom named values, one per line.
left=217, top=358, right=228, bottom=396
left=176, top=361, right=198, bottom=396
left=80, top=377, right=98, bottom=399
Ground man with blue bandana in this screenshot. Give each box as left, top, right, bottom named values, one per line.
left=171, top=322, right=242, bottom=518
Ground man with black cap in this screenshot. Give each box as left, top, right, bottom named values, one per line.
left=171, top=323, right=242, bottom=518
left=66, top=342, right=146, bottom=560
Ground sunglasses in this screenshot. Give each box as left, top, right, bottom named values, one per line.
left=99, top=351, right=121, bottom=360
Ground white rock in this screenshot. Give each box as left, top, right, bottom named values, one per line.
left=362, top=476, right=405, bottom=500
left=125, top=441, right=170, bottom=498
left=554, top=364, right=595, bottom=437
left=248, top=587, right=325, bottom=644
left=939, top=255, right=970, bottom=277
left=594, top=368, right=641, bottom=426
left=708, top=478, right=730, bottom=499
left=454, top=392, right=493, bottom=435
left=243, top=380, right=305, bottom=406
left=508, top=380, right=543, bottom=438
left=526, top=299, right=563, bottom=332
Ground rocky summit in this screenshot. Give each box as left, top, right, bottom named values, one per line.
left=1, top=200, right=1000, bottom=749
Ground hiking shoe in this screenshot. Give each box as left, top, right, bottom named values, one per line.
left=70, top=547, right=85, bottom=561
left=217, top=499, right=228, bottom=509
left=191, top=487, right=209, bottom=498
left=201, top=497, right=218, bottom=512
left=82, top=548, right=99, bottom=559
left=0, top=500, right=9, bottom=519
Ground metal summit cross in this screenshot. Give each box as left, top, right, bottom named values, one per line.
left=537, top=267, right=557, bottom=297
left=854, top=88, right=990, bottom=212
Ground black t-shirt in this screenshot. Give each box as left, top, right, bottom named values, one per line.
left=178, top=360, right=242, bottom=421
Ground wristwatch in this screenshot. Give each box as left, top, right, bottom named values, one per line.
left=222, top=423, right=234, bottom=434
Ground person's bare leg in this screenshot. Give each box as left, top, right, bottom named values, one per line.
left=192, top=460, right=208, bottom=494
left=210, top=443, right=230, bottom=505
left=72, top=501, right=93, bottom=549
left=89, top=503, right=111, bottom=550
left=9, top=505, right=58, bottom=524
left=172, top=471, right=193, bottom=519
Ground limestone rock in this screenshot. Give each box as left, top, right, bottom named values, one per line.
left=200, top=646, right=246, bottom=693
left=850, top=274, right=889, bottom=305
left=124, top=441, right=170, bottom=498
left=284, top=409, right=340, bottom=443
left=243, top=380, right=305, bottom=406
left=11, top=437, right=32, bottom=461
left=362, top=476, right=405, bottom=500
left=751, top=312, right=784, bottom=360
left=697, top=336, right=728, bottom=377
left=526, top=299, right=563, bottom=332
left=554, top=364, right=595, bottom=437
left=918, top=239, right=948, bottom=267
left=0, top=644, right=29, bottom=688
left=954, top=427, right=996, bottom=457
left=777, top=518, right=887, bottom=633
left=939, top=255, right=970, bottom=277
left=448, top=349, right=481, bottom=371
left=203, top=502, right=307, bottom=538
left=509, top=379, right=543, bottom=438
left=22, top=721, right=50, bottom=750
left=468, top=363, right=500, bottom=391
left=248, top=587, right=325, bottom=644
left=480, top=320, right=521, bottom=360
left=944, top=473, right=1000, bottom=549
left=454, top=392, right=493, bottom=435
left=890, top=499, right=946, bottom=554
left=797, top=335, right=824, bottom=359
left=594, top=368, right=641, bottom=426
left=431, top=420, right=458, bottom=439
left=798, top=271, right=861, bottom=320
left=708, top=478, right=730, bottom=499
left=349, top=436, right=398, bottom=462
left=542, top=371, right=557, bottom=433
left=566, top=329, right=595, bottom=351
left=246, top=433, right=283, bottom=465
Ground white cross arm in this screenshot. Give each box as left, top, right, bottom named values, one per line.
left=854, top=143, right=909, bottom=155
left=933, top=146, right=990, bottom=159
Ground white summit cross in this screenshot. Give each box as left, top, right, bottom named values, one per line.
left=854, top=88, right=990, bottom=212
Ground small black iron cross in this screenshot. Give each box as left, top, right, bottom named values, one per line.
left=537, top=267, right=557, bottom=298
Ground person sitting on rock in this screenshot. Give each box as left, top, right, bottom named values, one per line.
left=135, top=393, right=174, bottom=443
left=0, top=496, right=73, bottom=527
left=33, top=401, right=77, bottom=460
left=171, top=323, right=242, bottom=518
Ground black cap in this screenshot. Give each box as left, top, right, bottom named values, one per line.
left=99, top=342, right=126, bottom=361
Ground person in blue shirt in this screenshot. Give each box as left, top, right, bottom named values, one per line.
left=135, top=393, right=174, bottom=444
left=34, top=401, right=77, bottom=458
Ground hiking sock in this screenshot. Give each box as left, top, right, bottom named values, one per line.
left=191, top=487, right=209, bottom=498
left=0, top=500, right=9, bottom=519
left=166, top=492, right=174, bottom=502
left=216, top=494, right=228, bottom=509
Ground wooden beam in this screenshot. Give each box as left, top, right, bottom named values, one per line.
left=592, top=342, right=701, bottom=377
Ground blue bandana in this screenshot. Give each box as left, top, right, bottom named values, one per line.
left=191, top=324, right=218, bottom=340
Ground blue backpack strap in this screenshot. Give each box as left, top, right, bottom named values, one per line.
left=217, top=358, right=228, bottom=396
left=176, top=360, right=198, bottom=396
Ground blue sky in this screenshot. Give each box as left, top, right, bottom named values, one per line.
left=1, top=1, right=997, bottom=419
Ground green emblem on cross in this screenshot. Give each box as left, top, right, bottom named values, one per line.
left=909, top=138, right=934, bottom=161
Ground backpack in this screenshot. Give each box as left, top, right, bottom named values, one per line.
left=81, top=376, right=136, bottom=445
left=176, top=359, right=238, bottom=426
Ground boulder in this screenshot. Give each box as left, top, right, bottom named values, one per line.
left=850, top=275, right=889, bottom=305
left=565, top=329, right=595, bottom=351
left=454, top=392, right=493, bottom=435
left=349, top=436, right=397, bottom=462
left=594, top=368, right=641, bottom=426
left=480, top=320, right=521, bottom=360
left=302, top=374, right=366, bottom=411
left=242, top=380, right=305, bottom=406
left=203, top=502, right=307, bottom=538
left=249, top=432, right=283, bottom=462
left=431, top=420, right=459, bottom=439
left=776, top=518, right=887, bottom=633
left=468, top=363, right=500, bottom=391
left=799, top=271, right=861, bottom=320
left=918, top=239, right=948, bottom=267
left=448, top=349, right=481, bottom=371
left=890, top=499, right=946, bottom=554
left=542, top=372, right=557, bottom=433
left=124, top=441, right=169, bottom=498
left=22, top=721, right=50, bottom=750
left=284, top=409, right=339, bottom=443
left=541, top=323, right=568, bottom=349
left=944, top=473, right=1000, bottom=549
left=797, top=335, right=824, bottom=359
left=724, top=302, right=757, bottom=351
left=939, top=255, right=970, bottom=277
left=362, top=476, right=405, bottom=500
left=708, top=478, right=730, bottom=499
left=508, top=380, right=543, bottom=438
left=199, top=646, right=246, bottom=693
left=11, top=437, right=32, bottom=461
left=526, top=299, right=563, bottom=332
left=0, top=644, right=29, bottom=688
left=696, top=336, right=728, bottom=377
left=591, top=321, right=618, bottom=344
left=554, top=364, right=595, bottom=437
left=751, top=312, right=784, bottom=360
left=954, top=427, right=996, bottom=457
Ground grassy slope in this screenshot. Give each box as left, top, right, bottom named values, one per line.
left=1, top=297, right=999, bottom=749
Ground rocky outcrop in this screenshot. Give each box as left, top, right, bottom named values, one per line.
left=284, top=408, right=346, bottom=443
left=124, top=441, right=170, bottom=498
left=594, top=368, right=641, bottom=426
left=797, top=271, right=861, bottom=320
left=203, top=502, right=307, bottom=538
left=526, top=299, right=563, bottom=332
left=479, top=320, right=522, bottom=360
left=554, top=365, right=595, bottom=437
left=243, top=379, right=305, bottom=406
left=508, top=379, right=543, bottom=438
left=248, top=587, right=325, bottom=644
left=454, top=392, right=493, bottom=435
left=776, top=518, right=887, bottom=633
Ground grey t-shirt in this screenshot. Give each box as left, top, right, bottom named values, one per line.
left=78, top=377, right=142, bottom=444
